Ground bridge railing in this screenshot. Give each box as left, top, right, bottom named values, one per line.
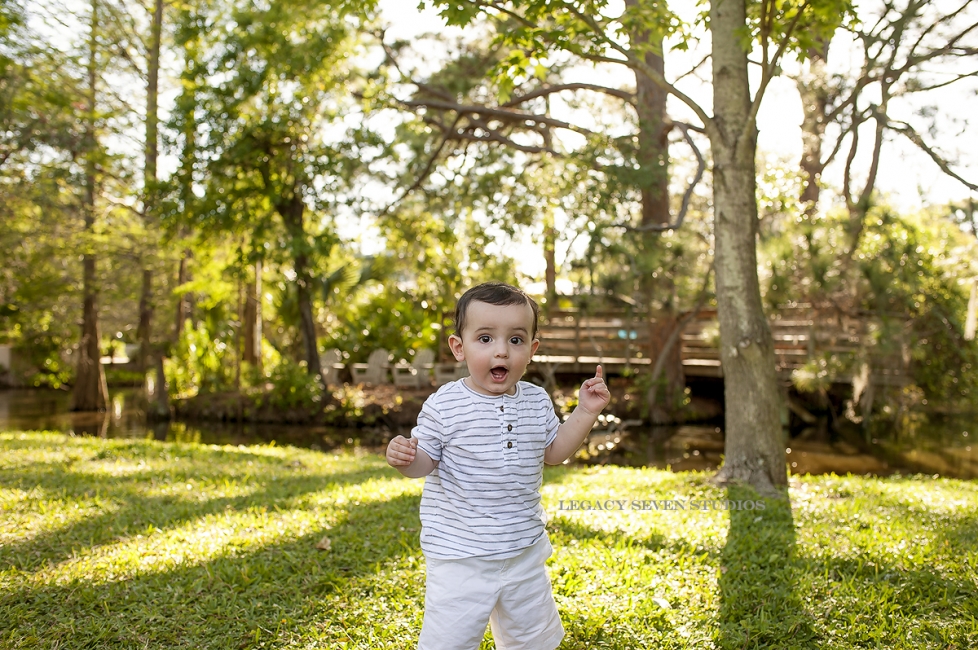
left=533, top=305, right=908, bottom=384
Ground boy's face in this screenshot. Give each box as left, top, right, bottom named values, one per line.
left=448, top=300, right=540, bottom=396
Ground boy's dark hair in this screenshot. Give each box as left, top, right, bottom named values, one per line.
left=454, top=281, right=539, bottom=339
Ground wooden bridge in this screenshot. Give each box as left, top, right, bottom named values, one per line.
left=531, top=306, right=909, bottom=386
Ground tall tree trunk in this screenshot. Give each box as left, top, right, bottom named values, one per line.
left=709, top=0, right=785, bottom=491
left=173, top=27, right=200, bottom=343
left=796, top=41, right=830, bottom=219
left=795, top=40, right=832, bottom=293
left=278, top=196, right=321, bottom=375
left=174, top=249, right=192, bottom=338
left=72, top=0, right=108, bottom=412
left=625, top=7, right=684, bottom=419
left=543, top=213, right=557, bottom=310
left=136, top=269, right=152, bottom=371
left=243, top=260, right=262, bottom=369
left=137, top=0, right=164, bottom=374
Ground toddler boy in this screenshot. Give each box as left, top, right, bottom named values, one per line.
left=387, top=281, right=610, bottom=650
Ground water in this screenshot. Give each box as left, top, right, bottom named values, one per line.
left=1, top=389, right=975, bottom=479
left=559, top=415, right=976, bottom=479
left=0, top=389, right=374, bottom=451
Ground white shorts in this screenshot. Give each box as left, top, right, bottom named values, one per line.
left=418, top=536, right=564, bottom=650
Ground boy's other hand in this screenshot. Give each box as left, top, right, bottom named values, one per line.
left=386, top=435, right=418, bottom=467
left=578, top=365, right=611, bottom=415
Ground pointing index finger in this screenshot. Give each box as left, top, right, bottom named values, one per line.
left=595, top=364, right=603, bottom=380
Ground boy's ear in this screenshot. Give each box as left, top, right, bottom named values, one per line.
left=448, top=334, right=465, bottom=361
left=530, top=338, right=540, bottom=357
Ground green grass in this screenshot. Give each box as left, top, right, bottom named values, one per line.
left=1, top=431, right=976, bottom=649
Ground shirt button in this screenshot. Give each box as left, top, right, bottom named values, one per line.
left=507, top=424, right=513, bottom=431
left=507, top=441, right=513, bottom=448
left=500, top=406, right=504, bottom=412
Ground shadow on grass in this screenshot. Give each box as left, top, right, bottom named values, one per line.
left=0, top=458, right=388, bottom=573
left=716, top=486, right=820, bottom=650
left=0, top=487, right=423, bottom=648
left=548, top=512, right=668, bottom=551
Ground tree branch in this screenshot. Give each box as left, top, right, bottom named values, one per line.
left=557, top=3, right=716, bottom=137
left=608, top=122, right=706, bottom=233
left=397, top=97, right=595, bottom=136
left=887, top=118, right=978, bottom=192
left=901, top=68, right=978, bottom=93
left=741, top=0, right=811, bottom=152
left=454, top=129, right=562, bottom=157
left=501, top=83, right=635, bottom=107
left=842, top=121, right=860, bottom=208
left=377, top=115, right=463, bottom=216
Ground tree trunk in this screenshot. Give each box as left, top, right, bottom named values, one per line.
left=72, top=0, right=108, bottom=412
left=709, top=0, right=785, bottom=491
left=796, top=42, right=830, bottom=218
left=625, top=9, right=685, bottom=418
left=173, top=31, right=200, bottom=342
left=278, top=196, right=321, bottom=375
left=243, top=260, right=262, bottom=369
left=174, top=250, right=192, bottom=338
left=543, top=215, right=557, bottom=310
left=137, top=0, right=164, bottom=374
left=73, top=252, right=109, bottom=412
left=147, top=354, right=171, bottom=420
left=136, top=269, right=153, bottom=372
left=795, top=40, right=832, bottom=292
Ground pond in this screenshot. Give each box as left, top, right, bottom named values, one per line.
left=0, top=389, right=974, bottom=479
left=0, top=389, right=370, bottom=452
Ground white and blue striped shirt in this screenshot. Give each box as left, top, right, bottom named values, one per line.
left=413, top=379, right=561, bottom=560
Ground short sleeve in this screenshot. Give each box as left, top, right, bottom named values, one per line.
left=543, top=397, right=560, bottom=447
left=411, top=396, right=445, bottom=461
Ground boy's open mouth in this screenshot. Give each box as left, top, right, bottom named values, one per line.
left=490, top=366, right=509, bottom=381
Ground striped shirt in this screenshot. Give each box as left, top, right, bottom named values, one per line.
left=412, top=379, right=561, bottom=560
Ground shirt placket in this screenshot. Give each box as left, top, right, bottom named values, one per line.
left=499, top=399, right=519, bottom=463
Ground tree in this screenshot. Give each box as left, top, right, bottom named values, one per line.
left=71, top=0, right=110, bottom=411
left=1, top=0, right=131, bottom=394
left=429, top=0, right=851, bottom=491
left=382, top=11, right=700, bottom=415
left=134, top=0, right=164, bottom=375
left=166, top=0, right=381, bottom=377
left=793, top=0, right=978, bottom=280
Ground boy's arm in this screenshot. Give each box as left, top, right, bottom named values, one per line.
left=387, top=435, right=439, bottom=478
left=545, top=365, right=611, bottom=465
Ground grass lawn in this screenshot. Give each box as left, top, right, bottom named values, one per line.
left=1, top=431, right=976, bottom=649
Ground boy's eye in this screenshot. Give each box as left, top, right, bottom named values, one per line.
left=510, top=336, right=524, bottom=345
left=478, top=335, right=492, bottom=344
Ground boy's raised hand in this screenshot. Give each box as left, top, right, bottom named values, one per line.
left=386, top=435, right=418, bottom=467
left=578, top=365, right=611, bottom=416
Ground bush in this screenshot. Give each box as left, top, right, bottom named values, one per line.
left=256, top=360, right=324, bottom=411
left=164, top=322, right=235, bottom=398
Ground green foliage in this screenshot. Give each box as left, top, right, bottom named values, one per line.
left=745, top=0, right=856, bottom=60
left=858, top=209, right=978, bottom=405
left=323, top=383, right=371, bottom=423
left=322, top=286, right=441, bottom=364
left=257, top=359, right=324, bottom=410
left=102, top=367, right=145, bottom=387
left=766, top=200, right=978, bottom=410
left=792, top=352, right=854, bottom=394
left=165, top=321, right=236, bottom=398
